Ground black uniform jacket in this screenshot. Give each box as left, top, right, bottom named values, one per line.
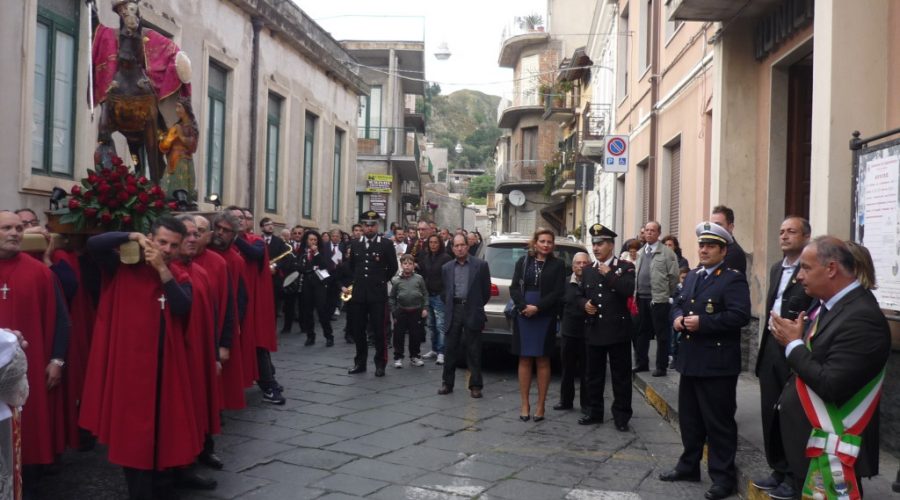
left=755, top=262, right=813, bottom=377
left=672, top=265, right=750, bottom=377
left=577, top=258, right=635, bottom=346
left=777, top=286, right=890, bottom=480
left=346, top=235, right=398, bottom=303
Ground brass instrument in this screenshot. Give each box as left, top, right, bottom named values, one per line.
left=268, top=248, right=294, bottom=272
left=340, top=285, right=353, bottom=302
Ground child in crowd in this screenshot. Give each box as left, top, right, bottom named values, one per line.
left=389, top=254, right=428, bottom=368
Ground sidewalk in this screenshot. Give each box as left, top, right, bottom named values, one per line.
left=633, top=347, right=900, bottom=499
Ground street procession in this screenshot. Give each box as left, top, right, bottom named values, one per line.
left=2, top=0, right=900, bottom=499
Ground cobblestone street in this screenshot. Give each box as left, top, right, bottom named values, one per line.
left=38, top=316, right=714, bottom=500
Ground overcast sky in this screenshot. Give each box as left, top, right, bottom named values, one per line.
left=293, top=0, right=546, bottom=97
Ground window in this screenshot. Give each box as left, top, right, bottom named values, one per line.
left=639, top=0, right=653, bottom=73
left=332, top=128, right=344, bottom=223
left=665, top=0, right=684, bottom=43
left=302, top=113, right=317, bottom=218
left=616, top=7, right=629, bottom=102
left=206, top=62, right=227, bottom=198
left=264, top=94, right=282, bottom=212
left=33, top=3, right=78, bottom=177
left=522, top=127, right=538, bottom=163
left=666, top=140, right=681, bottom=237
left=358, top=86, right=382, bottom=139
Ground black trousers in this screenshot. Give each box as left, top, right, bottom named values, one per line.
left=558, top=335, right=588, bottom=410
left=633, top=299, right=670, bottom=371
left=393, top=309, right=423, bottom=359
left=351, top=300, right=388, bottom=369
left=585, top=341, right=633, bottom=424
left=256, top=348, right=277, bottom=390
left=675, top=374, right=738, bottom=489
left=441, top=303, right=483, bottom=389
left=281, top=292, right=301, bottom=332
left=758, top=334, right=793, bottom=482
left=300, top=281, right=333, bottom=340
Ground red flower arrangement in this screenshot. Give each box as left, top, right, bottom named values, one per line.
left=58, top=154, right=173, bottom=232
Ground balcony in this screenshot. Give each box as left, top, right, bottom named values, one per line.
left=550, top=165, right=576, bottom=197
left=497, top=15, right=550, bottom=68
left=495, top=159, right=545, bottom=194
left=542, top=91, right=577, bottom=123
left=497, top=88, right=544, bottom=129
left=669, top=0, right=783, bottom=21
left=357, top=127, right=421, bottom=182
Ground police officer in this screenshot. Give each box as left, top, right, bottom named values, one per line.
left=344, top=211, right=398, bottom=377
left=577, top=224, right=635, bottom=430
left=659, top=222, right=750, bottom=500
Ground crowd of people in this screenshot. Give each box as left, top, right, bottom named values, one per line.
left=0, top=202, right=892, bottom=500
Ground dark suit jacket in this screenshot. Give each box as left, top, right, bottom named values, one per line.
left=441, top=256, right=491, bottom=332
left=724, top=239, right=747, bottom=274
left=672, top=266, right=750, bottom=377
left=755, top=262, right=813, bottom=377
left=347, top=235, right=398, bottom=303
left=777, top=286, right=890, bottom=481
left=264, top=234, right=290, bottom=261
left=578, top=258, right=636, bottom=346
left=509, top=255, right=566, bottom=318
left=560, top=280, right=586, bottom=338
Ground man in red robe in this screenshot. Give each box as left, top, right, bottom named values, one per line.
left=227, top=207, right=283, bottom=405
left=0, top=211, right=69, bottom=499
left=80, top=216, right=199, bottom=500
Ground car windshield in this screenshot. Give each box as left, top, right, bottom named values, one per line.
left=484, top=242, right=582, bottom=279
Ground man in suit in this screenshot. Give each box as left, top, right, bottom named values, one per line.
left=770, top=237, right=890, bottom=498
left=752, top=216, right=814, bottom=499
left=659, top=222, right=750, bottom=500
left=438, top=234, right=491, bottom=398
left=344, top=211, right=398, bottom=377
left=633, top=221, right=680, bottom=376
left=260, top=217, right=290, bottom=312
left=554, top=251, right=590, bottom=414
left=710, top=205, right=747, bottom=275
left=577, top=224, right=636, bottom=430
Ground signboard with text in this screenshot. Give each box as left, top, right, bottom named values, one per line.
left=369, top=193, right=388, bottom=220
left=602, top=135, right=629, bottom=173
left=365, top=174, right=393, bottom=193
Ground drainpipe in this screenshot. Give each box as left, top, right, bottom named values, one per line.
left=247, top=16, right=263, bottom=210
left=648, top=0, right=661, bottom=219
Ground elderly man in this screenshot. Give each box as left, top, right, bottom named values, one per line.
left=770, top=237, right=890, bottom=499
left=554, top=251, right=590, bottom=413
left=659, top=222, right=750, bottom=500
left=633, top=221, right=679, bottom=376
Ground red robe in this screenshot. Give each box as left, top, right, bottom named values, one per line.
left=171, top=261, right=219, bottom=438
left=238, top=234, right=278, bottom=353
left=51, top=250, right=96, bottom=449
left=210, top=247, right=247, bottom=407
left=0, top=254, right=65, bottom=465
left=192, top=249, right=229, bottom=417
left=79, top=263, right=200, bottom=470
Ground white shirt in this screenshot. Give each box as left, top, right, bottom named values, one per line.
left=771, top=257, right=800, bottom=318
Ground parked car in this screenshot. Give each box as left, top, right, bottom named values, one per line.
left=474, top=233, right=589, bottom=347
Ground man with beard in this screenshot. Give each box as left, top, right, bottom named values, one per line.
left=344, top=212, right=397, bottom=377
left=80, top=217, right=198, bottom=500
left=226, top=207, right=283, bottom=404
left=207, top=212, right=248, bottom=411
left=0, top=211, right=69, bottom=499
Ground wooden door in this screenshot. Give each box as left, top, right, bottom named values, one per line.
left=785, top=63, right=812, bottom=219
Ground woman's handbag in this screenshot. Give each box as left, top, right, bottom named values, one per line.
left=503, top=256, right=529, bottom=319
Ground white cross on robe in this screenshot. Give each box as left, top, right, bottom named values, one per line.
left=158, top=294, right=167, bottom=310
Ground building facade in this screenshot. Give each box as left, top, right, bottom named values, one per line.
left=8, top=0, right=366, bottom=229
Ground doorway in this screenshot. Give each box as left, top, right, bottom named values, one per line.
left=784, top=56, right=812, bottom=219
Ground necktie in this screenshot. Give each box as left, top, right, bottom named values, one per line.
left=804, top=304, right=827, bottom=343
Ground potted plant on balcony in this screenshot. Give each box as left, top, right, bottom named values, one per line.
left=517, top=14, right=544, bottom=32
left=555, top=80, right=574, bottom=107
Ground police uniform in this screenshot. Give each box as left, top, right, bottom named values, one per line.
left=346, top=211, right=398, bottom=376
left=577, top=224, right=635, bottom=429
left=660, top=222, right=750, bottom=499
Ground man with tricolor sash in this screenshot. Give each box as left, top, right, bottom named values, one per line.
left=770, top=236, right=890, bottom=500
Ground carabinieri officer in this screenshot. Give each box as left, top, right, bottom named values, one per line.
left=344, top=211, right=398, bottom=377
left=658, top=222, right=750, bottom=500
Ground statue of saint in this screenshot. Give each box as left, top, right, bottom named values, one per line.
left=159, top=98, right=198, bottom=202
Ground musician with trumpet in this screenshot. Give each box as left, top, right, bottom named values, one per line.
left=296, top=230, right=335, bottom=347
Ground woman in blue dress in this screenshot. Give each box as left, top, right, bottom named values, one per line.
left=510, top=228, right=566, bottom=421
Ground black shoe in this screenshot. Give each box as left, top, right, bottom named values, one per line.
left=751, top=474, right=781, bottom=491
left=704, top=484, right=734, bottom=500
left=174, top=469, right=217, bottom=490
left=262, top=388, right=286, bottom=405
left=633, top=365, right=649, bottom=373
left=438, top=384, right=453, bottom=395
left=325, top=338, right=334, bottom=347
left=766, top=482, right=796, bottom=500
left=552, top=403, right=573, bottom=411
left=304, top=337, right=315, bottom=346
left=651, top=369, right=667, bottom=377
left=198, top=452, right=224, bottom=470
left=374, top=367, right=385, bottom=377
left=578, top=416, right=603, bottom=425
left=658, top=469, right=701, bottom=482
left=615, top=422, right=629, bottom=432
left=532, top=415, right=544, bottom=422
left=348, top=365, right=366, bottom=374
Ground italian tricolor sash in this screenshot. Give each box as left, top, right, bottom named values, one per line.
left=796, top=366, right=884, bottom=500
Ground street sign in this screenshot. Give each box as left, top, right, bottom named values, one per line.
left=603, top=135, right=629, bottom=173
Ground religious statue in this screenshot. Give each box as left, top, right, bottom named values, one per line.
left=90, top=0, right=192, bottom=184
left=159, top=98, right=198, bottom=202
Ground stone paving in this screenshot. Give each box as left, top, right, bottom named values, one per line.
left=36, top=316, right=714, bottom=500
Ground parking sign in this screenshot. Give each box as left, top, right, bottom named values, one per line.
left=603, top=135, right=629, bottom=173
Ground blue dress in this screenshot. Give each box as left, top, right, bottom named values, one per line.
left=513, top=260, right=555, bottom=357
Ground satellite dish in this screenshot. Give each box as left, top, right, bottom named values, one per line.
left=508, top=190, right=526, bottom=207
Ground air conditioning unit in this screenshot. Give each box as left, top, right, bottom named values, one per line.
left=581, top=139, right=605, bottom=163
